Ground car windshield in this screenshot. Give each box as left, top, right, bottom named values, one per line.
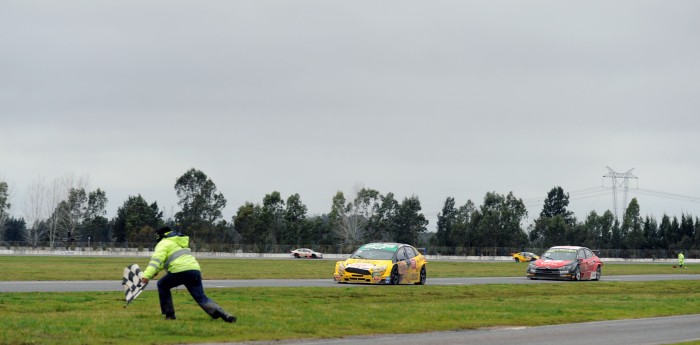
left=542, top=249, right=577, bottom=261
left=351, top=249, right=396, bottom=260
left=351, top=243, right=399, bottom=260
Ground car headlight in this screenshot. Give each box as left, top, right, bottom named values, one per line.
left=527, top=262, right=536, bottom=272
left=561, top=263, right=576, bottom=272
left=372, top=265, right=387, bottom=275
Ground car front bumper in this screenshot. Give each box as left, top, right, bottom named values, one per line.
left=333, top=269, right=390, bottom=284
left=527, top=268, right=576, bottom=280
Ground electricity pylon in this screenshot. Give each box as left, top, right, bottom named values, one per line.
left=603, top=167, right=638, bottom=219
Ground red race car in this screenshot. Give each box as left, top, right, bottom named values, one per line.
left=526, top=246, right=602, bottom=281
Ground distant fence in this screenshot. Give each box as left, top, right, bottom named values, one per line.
left=1, top=241, right=696, bottom=259
left=425, top=246, right=697, bottom=260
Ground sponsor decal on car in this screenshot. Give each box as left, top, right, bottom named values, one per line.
left=397, top=261, right=409, bottom=275
left=359, top=243, right=399, bottom=251
left=348, top=262, right=375, bottom=270
left=548, top=248, right=576, bottom=252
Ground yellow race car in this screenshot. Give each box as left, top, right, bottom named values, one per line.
left=333, top=242, right=427, bottom=285
left=512, top=251, right=540, bottom=262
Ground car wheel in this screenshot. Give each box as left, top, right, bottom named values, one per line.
left=574, top=266, right=581, bottom=281
left=389, top=265, right=400, bottom=285
left=311, top=254, right=317, bottom=259
left=593, top=266, right=601, bottom=281
left=294, top=253, right=300, bottom=258
left=415, top=266, right=427, bottom=285
left=514, top=258, right=519, bottom=262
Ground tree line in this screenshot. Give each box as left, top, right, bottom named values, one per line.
left=1, top=170, right=698, bottom=257
left=433, top=186, right=700, bottom=256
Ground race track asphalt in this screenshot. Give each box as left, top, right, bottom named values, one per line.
left=199, top=314, right=700, bottom=345
left=1, top=274, right=699, bottom=292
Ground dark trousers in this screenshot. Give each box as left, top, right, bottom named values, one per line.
left=157, top=270, right=210, bottom=317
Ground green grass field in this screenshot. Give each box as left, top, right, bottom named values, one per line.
left=0, top=256, right=697, bottom=345
left=0, top=255, right=695, bottom=281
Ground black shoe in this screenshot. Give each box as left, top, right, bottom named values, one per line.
left=165, top=315, right=176, bottom=320
left=212, top=310, right=236, bottom=323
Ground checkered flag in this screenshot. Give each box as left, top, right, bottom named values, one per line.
left=122, top=264, right=148, bottom=307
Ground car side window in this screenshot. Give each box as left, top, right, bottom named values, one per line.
left=396, top=247, right=407, bottom=261
left=577, top=250, right=586, bottom=260
left=405, top=246, right=416, bottom=259
left=584, top=249, right=594, bottom=258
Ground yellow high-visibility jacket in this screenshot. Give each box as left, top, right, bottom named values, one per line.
left=142, top=231, right=200, bottom=280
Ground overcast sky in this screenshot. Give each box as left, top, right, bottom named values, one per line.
left=2, top=1, right=699, bottom=230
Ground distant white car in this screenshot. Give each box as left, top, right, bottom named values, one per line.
left=291, top=248, right=323, bottom=259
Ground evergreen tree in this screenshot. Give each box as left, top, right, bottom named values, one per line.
left=679, top=214, right=695, bottom=250
left=693, top=217, right=700, bottom=249
left=659, top=214, right=672, bottom=248
left=623, top=198, right=643, bottom=250
left=329, top=192, right=346, bottom=243
left=307, top=214, right=334, bottom=246
left=531, top=187, right=575, bottom=247
left=599, top=210, right=615, bottom=249
left=283, top=193, right=307, bottom=245
left=540, top=186, right=575, bottom=225
left=261, top=191, right=285, bottom=246
left=112, top=195, right=163, bottom=243
left=174, top=168, right=227, bottom=242
left=581, top=211, right=601, bottom=249
left=4, top=217, right=26, bottom=244
left=642, top=216, right=659, bottom=249
left=435, top=197, right=457, bottom=247
left=233, top=202, right=263, bottom=247
left=392, top=195, right=428, bottom=245
left=371, top=193, right=399, bottom=242
left=475, top=192, right=528, bottom=252
left=454, top=200, right=476, bottom=249
left=669, top=216, right=681, bottom=249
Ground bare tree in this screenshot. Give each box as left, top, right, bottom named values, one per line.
left=333, top=184, right=381, bottom=246
left=45, top=177, right=68, bottom=247
left=338, top=213, right=366, bottom=246
left=23, top=173, right=89, bottom=248
left=63, top=188, right=87, bottom=243
left=23, top=176, right=49, bottom=247
left=0, top=179, right=10, bottom=244
left=51, top=173, right=89, bottom=247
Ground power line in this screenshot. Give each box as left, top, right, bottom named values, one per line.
left=569, top=187, right=610, bottom=199
left=632, top=188, right=700, bottom=203
left=524, top=187, right=611, bottom=208
left=524, top=186, right=700, bottom=215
